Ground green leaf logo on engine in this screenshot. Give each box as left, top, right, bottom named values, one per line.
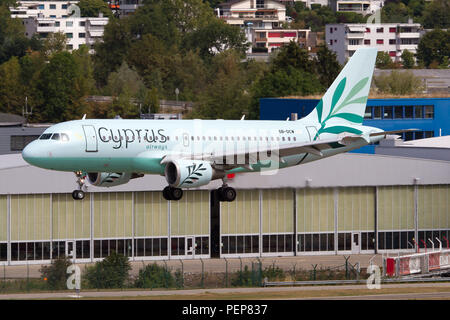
left=182, top=162, right=207, bottom=185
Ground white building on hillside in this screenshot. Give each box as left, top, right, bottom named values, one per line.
left=10, top=1, right=79, bottom=19
left=326, top=22, right=423, bottom=65
left=329, top=0, right=384, bottom=15
left=23, top=15, right=108, bottom=52
left=216, top=0, right=287, bottom=29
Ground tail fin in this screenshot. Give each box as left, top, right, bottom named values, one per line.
left=303, top=48, right=377, bottom=130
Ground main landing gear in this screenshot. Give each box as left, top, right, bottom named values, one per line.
left=217, top=185, right=237, bottom=202
left=72, top=171, right=86, bottom=200
left=163, top=186, right=183, bottom=201
left=162, top=184, right=236, bottom=202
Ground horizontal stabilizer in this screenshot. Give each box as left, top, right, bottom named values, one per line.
left=369, top=129, right=419, bottom=137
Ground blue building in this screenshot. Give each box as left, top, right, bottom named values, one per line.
left=260, top=97, right=450, bottom=153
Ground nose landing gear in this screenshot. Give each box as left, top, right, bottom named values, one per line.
left=72, top=171, right=86, bottom=200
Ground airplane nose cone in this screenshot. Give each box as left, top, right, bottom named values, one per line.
left=22, top=141, right=41, bottom=166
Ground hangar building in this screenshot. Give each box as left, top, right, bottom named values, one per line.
left=0, top=147, right=449, bottom=265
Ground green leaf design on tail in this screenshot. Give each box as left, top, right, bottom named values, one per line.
left=313, top=76, right=369, bottom=140
left=329, top=113, right=363, bottom=124
left=330, top=78, right=346, bottom=114
left=316, top=99, right=323, bottom=123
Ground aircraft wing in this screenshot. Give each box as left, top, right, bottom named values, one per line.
left=166, top=134, right=370, bottom=169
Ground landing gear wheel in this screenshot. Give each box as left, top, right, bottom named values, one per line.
left=72, top=190, right=85, bottom=200
left=73, top=171, right=87, bottom=200
left=218, top=186, right=236, bottom=202
left=162, top=186, right=183, bottom=201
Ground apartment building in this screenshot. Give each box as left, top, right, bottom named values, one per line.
left=10, top=1, right=79, bottom=19
left=326, top=22, right=423, bottom=64
left=23, top=15, right=109, bottom=52
left=329, top=0, right=384, bottom=15
left=253, top=28, right=312, bottom=52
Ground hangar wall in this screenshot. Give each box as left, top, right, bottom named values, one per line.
left=1, top=185, right=449, bottom=265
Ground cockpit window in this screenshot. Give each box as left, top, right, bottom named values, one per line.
left=51, top=133, right=60, bottom=140
left=61, top=133, right=70, bottom=142
left=39, top=133, right=52, bottom=140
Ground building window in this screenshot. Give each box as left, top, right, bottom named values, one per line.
left=55, top=21, right=60, bottom=27
left=376, top=39, right=384, bottom=44
left=79, top=33, right=85, bottom=38
left=389, top=27, right=396, bottom=33
left=376, top=27, right=384, bottom=33
left=394, top=106, right=403, bottom=118
left=10, top=135, right=40, bottom=151
left=366, top=28, right=370, bottom=33
left=330, top=27, right=333, bottom=34
left=424, top=105, right=434, bottom=118
left=66, top=44, right=73, bottom=50
left=364, top=106, right=372, bottom=119
left=364, top=39, right=371, bottom=45
left=66, top=33, right=73, bottom=38
left=414, top=106, right=423, bottom=118
left=62, top=4, right=68, bottom=9
left=38, top=4, right=44, bottom=9
left=373, top=106, right=382, bottom=119
left=66, top=21, right=73, bottom=27
left=79, top=21, right=85, bottom=26
left=383, top=106, right=393, bottom=119
left=389, top=39, right=396, bottom=45
left=50, top=4, right=56, bottom=9
left=389, top=51, right=396, bottom=57
left=404, top=106, right=414, bottom=118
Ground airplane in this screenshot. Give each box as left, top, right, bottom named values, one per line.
left=22, top=47, right=416, bottom=202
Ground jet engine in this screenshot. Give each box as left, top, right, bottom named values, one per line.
left=87, top=172, right=143, bottom=187
left=165, top=160, right=222, bottom=188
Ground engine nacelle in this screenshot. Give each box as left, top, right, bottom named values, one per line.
left=165, top=160, right=216, bottom=188
left=87, top=172, right=133, bottom=187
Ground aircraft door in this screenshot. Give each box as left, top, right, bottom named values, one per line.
left=306, top=126, right=318, bottom=141
left=82, top=125, right=98, bottom=152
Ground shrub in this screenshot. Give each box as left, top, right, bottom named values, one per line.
left=40, top=256, right=72, bottom=290
left=134, top=263, right=174, bottom=289
left=373, top=70, right=424, bottom=95
left=84, top=251, right=131, bottom=289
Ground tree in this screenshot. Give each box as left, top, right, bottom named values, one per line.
left=104, top=61, right=145, bottom=97
left=37, top=51, right=79, bottom=122
left=421, top=0, right=449, bottom=29
left=417, top=29, right=450, bottom=68
left=0, top=56, right=23, bottom=115
left=373, top=70, right=424, bottom=95
left=0, top=5, right=30, bottom=64
left=93, top=17, right=132, bottom=86
left=380, top=2, right=411, bottom=23
left=78, top=0, right=113, bottom=18
left=40, top=32, right=67, bottom=60
left=314, top=45, right=342, bottom=88
left=401, top=49, right=414, bottom=69
left=376, top=51, right=395, bottom=69
left=191, top=50, right=251, bottom=119
left=271, top=41, right=314, bottom=74
left=39, top=256, right=72, bottom=290
left=183, top=18, right=249, bottom=58
left=84, top=251, right=131, bottom=289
